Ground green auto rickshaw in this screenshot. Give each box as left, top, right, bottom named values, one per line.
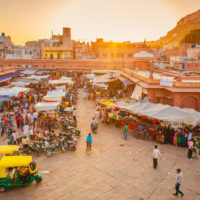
left=0, top=155, right=42, bottom=192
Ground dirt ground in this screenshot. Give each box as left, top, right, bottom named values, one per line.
left=1, top=89, right=200, bottom=200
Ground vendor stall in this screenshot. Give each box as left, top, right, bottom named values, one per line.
left=35, top=102, right=60, bottom=112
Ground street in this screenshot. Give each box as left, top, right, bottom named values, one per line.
left=1, top=89, right=200, bottom=200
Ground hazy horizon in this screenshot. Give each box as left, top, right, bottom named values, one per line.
left=0, top=0, right=199, bottom=45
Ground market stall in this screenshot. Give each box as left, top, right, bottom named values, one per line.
left=35, top=102, right=60, bottom=112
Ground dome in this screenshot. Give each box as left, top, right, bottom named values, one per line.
left=134, top=51, right=153, bottom=58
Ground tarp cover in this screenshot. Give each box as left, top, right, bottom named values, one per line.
left=35, top=102, right=59, bottom=112
left=92, top=74, right=117, bottom=83
left=131, top=84, right=142, bottom=100
left=25, top=75, right=50, bottom=80
left=37, top=71, right=44, bottom=75
left=85, top=74, right=96, bottom=79
left=11, top=81, right=31, bottom=87
left=0, top=87, right=29, bottom=97
left=49, top=77, right=73, bottom=85
left=21, top=70, right=36, bottom=75
left=43, top=89, right=65, bottom=102
left=117, top=101, right=200, bottom=126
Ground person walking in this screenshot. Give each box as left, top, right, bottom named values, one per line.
left=123, top=124, right=129, bottom=140
left=152, top=145, right=161, bottom=169
left=173, top=169, right=184, bottom=197
left=196, top=138, right=200, bottom=159
left=73, top=109, right=76, bottom=121
left=187, top=139, right=194, bottom=160
left=86, top=133, right=93, bottom=152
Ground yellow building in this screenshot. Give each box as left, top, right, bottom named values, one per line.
left=41, top=45, right=73, bottom=59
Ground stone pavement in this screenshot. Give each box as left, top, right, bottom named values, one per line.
left=1, top=89, right=200, bottom=200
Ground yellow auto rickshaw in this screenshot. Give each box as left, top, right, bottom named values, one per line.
left=0, top=156, right=42, bottom=192
left=0, top=145, right=19, bottom=156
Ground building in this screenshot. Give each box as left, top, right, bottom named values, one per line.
left=41, top=27, right=73, bottom=59
left=73, top=41, right=94, bottom=59
left=91, top=38, right=152, bottom=59
left=122, top=68, right=200, bottom=111
left=187, top=46, right=200, bottom=60
left=0, top=33, right=13, bottom=59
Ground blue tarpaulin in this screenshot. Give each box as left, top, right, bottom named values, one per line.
left=0, top=72, right=20, bottom=83
left=0, top=95, right=10, bottom=101
left=37, top=71, right=44, bottom=75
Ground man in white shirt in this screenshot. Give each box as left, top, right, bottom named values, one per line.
left=33, top=111, right=38, bottom=120
left=23, top=124, right=30, bottom=137
left=152, top=145, right=161, bottom=169
left=173, top=169, right=184, bottom=197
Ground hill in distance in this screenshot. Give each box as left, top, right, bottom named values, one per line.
left=149, top=9, right=200, bottom=48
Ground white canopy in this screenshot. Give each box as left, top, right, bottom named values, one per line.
left=117, top=101, right=200, bottom=126
left=131, top=84, right=142, bottom=100
left=55, top=86, right=66, bottom=90
left=25, top=75, right=50, bottom=80
left=85, top=74, right=96, bottom=79
left=35, top=102, right=59, bottom=112
left=11, top=81, right=31, bottom=87
left=134, top=51, right=153, bottom=58
left=43, top=89, right=65, bottom=102
left=49, top=77, right=73, bottom=85
left=0, top=86, right=30, bottom=97
left=21, top=70, right=36, bottom=75
left=94, top=83, right=108, bottom=90
left=92, top=74, right=117, bottom=83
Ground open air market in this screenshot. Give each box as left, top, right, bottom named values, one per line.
left=1, top=1, right=200, bottom=199
left=0, top=66, right=199, bottom=199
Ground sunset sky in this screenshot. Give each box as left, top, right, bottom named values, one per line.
left=0, top=0, right=199, bottom=45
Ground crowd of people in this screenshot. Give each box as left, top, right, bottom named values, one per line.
left=82, top=76, right=200, bottom=160
left=0, top=72, right=81, bottom=151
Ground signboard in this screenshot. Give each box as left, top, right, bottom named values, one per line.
left=160, top=77, right=174, bottom=87
left=131, top=84, right=142, bottom=100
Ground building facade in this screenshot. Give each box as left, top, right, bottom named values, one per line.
left=41, top=27, right=73, bottom=59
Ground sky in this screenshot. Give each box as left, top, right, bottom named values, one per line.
left=0, top=0, right=199, bottom=45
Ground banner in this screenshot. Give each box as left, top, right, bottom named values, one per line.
left=160, top=77, right=174, bottom=87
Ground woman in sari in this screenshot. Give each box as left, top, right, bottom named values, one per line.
left=173, top=132, right=178, bottom=146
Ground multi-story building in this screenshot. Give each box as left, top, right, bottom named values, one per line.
left=73, top=41, right=95, bottom=59
left=41, top=27, right=73, bottom=59
left=91, top=38, right=152, bottom=59
left=0, top=33, right=13, bottom=58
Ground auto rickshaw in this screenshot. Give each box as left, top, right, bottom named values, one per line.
left=0, top=156, right=42, bottom=192
left=0, top=145, right=19, bottom=156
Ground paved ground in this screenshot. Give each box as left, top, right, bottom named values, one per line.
left=1, top=89, right=200, bottom=200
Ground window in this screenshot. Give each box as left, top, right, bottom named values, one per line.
left=50, top=54, right=53, bottom=59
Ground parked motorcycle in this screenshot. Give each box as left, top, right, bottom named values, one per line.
left=45, top=142, right=59, bottom=157
left=29, top=142, right=43, bottom=156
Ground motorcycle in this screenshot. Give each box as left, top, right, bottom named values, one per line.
left=58, top=137, right=66, bottom=153
left=45, top=142, right=59, bottom=157
left=66, top=140, right=77, bottom=151
left=29, top=142, right=43, bottom=156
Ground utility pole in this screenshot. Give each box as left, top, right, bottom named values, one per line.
left=1, top=33, right=5, bottom=72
